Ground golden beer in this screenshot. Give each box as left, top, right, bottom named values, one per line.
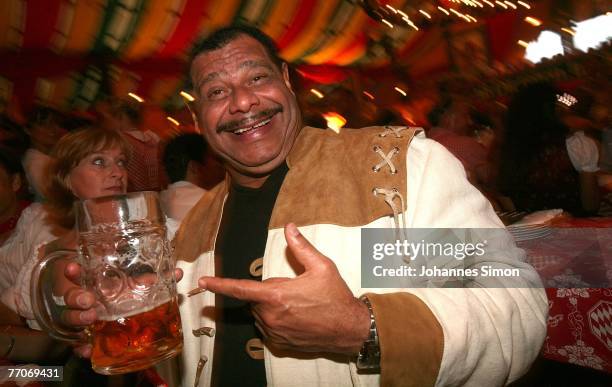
left=32, top=193, right=183, bottom=375
left=90, top=300, right=183, bottom=374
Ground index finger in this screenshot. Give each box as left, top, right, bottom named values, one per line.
left=198, top=277, right=271, bottom=303
left=64, top=262, right=83, bottom=286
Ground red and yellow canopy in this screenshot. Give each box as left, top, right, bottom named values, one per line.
left=0, top=0, right=589, bottom=112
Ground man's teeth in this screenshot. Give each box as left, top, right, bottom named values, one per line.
left=233, top=117, right=272, bottom=134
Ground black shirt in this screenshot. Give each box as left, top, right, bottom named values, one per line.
left=212, top=163, right=289, bottom=387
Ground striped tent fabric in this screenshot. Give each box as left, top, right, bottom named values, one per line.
left=0, top=0, right=575, bottom=113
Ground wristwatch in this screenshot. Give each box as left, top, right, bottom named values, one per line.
left=356, top=296, right=380, bottom=371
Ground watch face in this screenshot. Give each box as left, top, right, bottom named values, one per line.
left=357, top=344, right=380, bottom=371
left=357, top=342, right=381, bottom=370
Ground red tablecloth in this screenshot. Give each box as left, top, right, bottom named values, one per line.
left=541, top=288, right=612, bottom=372
left=519, top=217, right=612, bottom=373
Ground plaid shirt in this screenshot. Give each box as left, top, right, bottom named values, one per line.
left=123, top=131, right=165, bottom=192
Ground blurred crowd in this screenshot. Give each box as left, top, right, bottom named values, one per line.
left=0, top=98, right=224, bottom=379
left=0, top=98, right=226, bottom=223
left=1, top=76, right=610, bottom=253
left=422, top=77, right=611, bottom=218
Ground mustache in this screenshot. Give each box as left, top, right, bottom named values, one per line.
left=216, top=106, right=283, bottom=133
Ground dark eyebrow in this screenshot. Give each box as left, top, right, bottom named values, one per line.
left=238, top=60, right=273, bottom=71
left=196, top=72, right=220, bottom=90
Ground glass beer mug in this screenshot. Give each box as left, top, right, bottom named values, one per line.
left=31, top=191, right=183, bottom=374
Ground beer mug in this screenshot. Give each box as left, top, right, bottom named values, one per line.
left=31, top=191, right=183, bottom=375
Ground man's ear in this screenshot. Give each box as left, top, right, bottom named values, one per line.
left=186, top=160, right=203, bottom=178
left=186, top=160, right=196, bottom=175
left=282, top=62, right=294, bottom=94
left=11, top=174, right=21, bottom=193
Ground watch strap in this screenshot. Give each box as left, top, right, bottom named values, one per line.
left=356, top=296, right=381, bottom=371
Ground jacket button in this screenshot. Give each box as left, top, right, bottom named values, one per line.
left=249, top=257, right=263, bottom=277
left=192, top=326, right=215, bottom=337
left=245, top=338, right=265, bottom=360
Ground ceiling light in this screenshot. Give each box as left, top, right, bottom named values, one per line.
left=128, top=92, right=144, bottom=103
left=385, top=4, right=397, bottom=13
left=438, top=6, right=450, bottom=15
left=517, top=1, right=531, bottom=9
left=381, top=19, right=394, bottom=28
left=363, top=91, right=375, bottom=100
left=557, top=93, right=577, bottom=107
left=180, top=91, right=195, bottom=101
left=419, top=10, right=432, bottom=19
left=402, top=17, right=419, bottom=30
left=524, top=17, right=542, bottom=26
left=495, top=1, right=508, bottom=9
left=310, top=88, right=324, bottom=98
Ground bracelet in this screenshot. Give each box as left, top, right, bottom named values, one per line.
left=356, top=296, right=380, bottom=371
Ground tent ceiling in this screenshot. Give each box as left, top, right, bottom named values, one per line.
left=0, top=0, right=603, bottom=112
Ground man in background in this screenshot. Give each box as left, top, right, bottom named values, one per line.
left=0, top=149, right=29, bottom=245
left=96, top=98, right=165, bottom=192
left=22, top=107, right=66, bottom=201
left=161, top=133, right=224, bottom=221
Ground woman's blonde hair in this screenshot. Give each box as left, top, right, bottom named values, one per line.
left=46, top=127, right=131, bottom=228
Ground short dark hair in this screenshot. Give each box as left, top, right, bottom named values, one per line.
left=106, top=98, right=142, bottom=125
left=163, top=133, right=207, bottom=183
left=0, top=146, right=22, bottom=176
left=427, top=97, right=453, bottom=127
left=26, top=106, right=64, bottom=128
left=189, top=25, right=283, bottom=74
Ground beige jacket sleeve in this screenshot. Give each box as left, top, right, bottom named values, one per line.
left=366, top=136, right=548, bottom=386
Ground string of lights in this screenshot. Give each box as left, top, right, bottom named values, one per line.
left=359, top=0, right=532, bottom=30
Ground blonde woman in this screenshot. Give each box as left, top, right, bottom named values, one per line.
left=1, top=127, right=130, bottom=362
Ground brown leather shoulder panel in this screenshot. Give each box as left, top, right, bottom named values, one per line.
left=270, top=126, right=420, bottom=229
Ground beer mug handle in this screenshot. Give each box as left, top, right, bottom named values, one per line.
left=30, top=249, right=85, bottom=342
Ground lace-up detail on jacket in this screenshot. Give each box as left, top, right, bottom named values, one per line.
left=372, top=187, right=406, bottom=230
left=379, top=125, right=411, bottom=138
left=371, top=126, right=422, bottom=233
left=372, top=145, right=400, bottom=174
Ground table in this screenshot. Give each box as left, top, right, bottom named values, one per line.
left=519, top=217, right=612, bottom=373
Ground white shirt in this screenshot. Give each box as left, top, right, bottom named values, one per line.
left=0, top=204, right=61, bottom=326
left=159, top=181, right=206, bottom=221
left=566, top=131, right=599, bottom=172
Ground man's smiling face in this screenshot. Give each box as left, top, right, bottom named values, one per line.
left=190, top=35, right=301, bottom=187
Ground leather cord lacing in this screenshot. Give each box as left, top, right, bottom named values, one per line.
left=372, top=145, right=400, bottom=174
left=379, top=125, right=408, bottom=138
left=372, top=126, right=411, bottom=240
left=372, top=187, right=406, bottom=231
